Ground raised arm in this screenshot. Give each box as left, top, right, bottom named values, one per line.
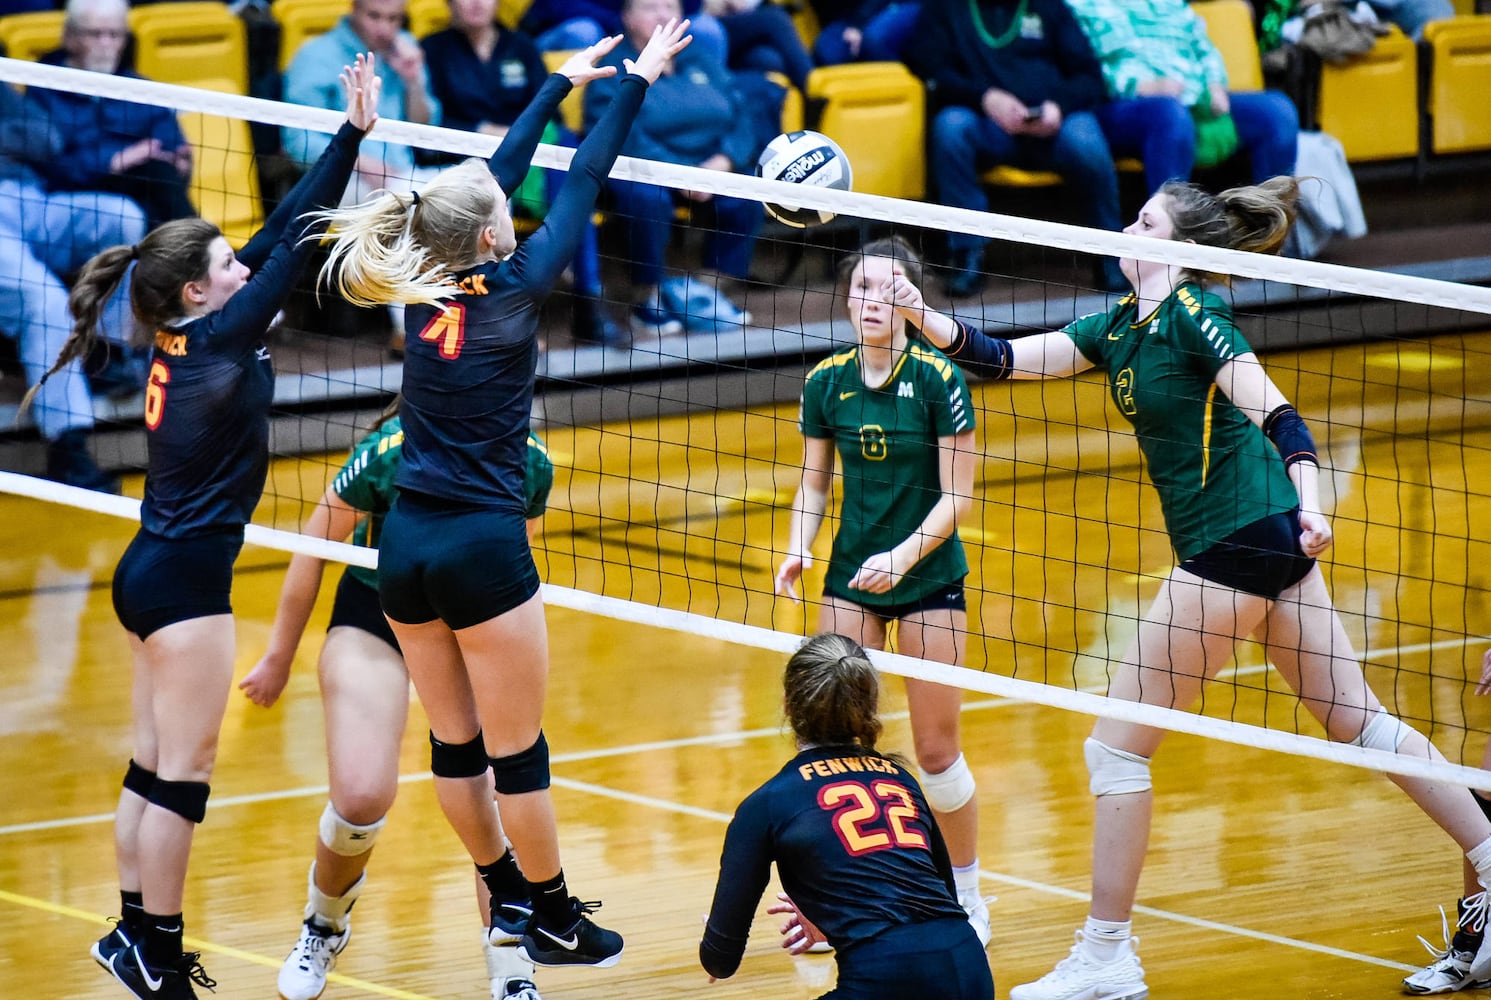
left=885, top=270, right=1094, bottom=379
left=238, top=488, right=363, bottom=707
left=848, top=429, right=976, bottom=594
left=509, top=20, right=692, bottom=294
left=1215, top=352, right=1331, bottom=558
left=773, top=434, right=835, bottom=603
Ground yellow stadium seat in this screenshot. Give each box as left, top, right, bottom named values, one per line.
left=273, top=0, right=349, bottom=72
left=1191, top=0, right=1265, bottom=91
left=129, top=3, right=248, bottom=94
left=807, top=62, right=924, bottom=200
left=786, top=0, right=819, bottom=51
left=1317, top=24, right=1419, bottom=160
left=541, top=49, right=585, bottom=132
left=180, top=78, right=264, bottom=246
left=1424, top=15, right=1491, bottom=154
left=407, top=0, right=450, bottom=39
left=0, top=10, right=64, bottom=62
left=498, top=0, right=531, bottom=30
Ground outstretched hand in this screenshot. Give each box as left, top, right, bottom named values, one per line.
left=625, top=17, right=693, bottom=84
left=341, top=53, right=382, bottom=132
left=556, top=35, right=623, bottom=86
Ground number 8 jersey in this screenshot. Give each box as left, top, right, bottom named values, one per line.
left=701, top=745, right=965, bottom=977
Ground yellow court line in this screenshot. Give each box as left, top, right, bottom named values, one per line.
left=0, top=889, right=438, bottom=1000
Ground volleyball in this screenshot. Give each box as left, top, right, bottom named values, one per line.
left=755, top=130, right=853, bottom=228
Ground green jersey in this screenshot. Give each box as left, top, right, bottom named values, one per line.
left=331, top=417, right=554, bottom=589
left=1064, top=284, right=1298, bottom=562
left=799, top=342, right=975, bottom=610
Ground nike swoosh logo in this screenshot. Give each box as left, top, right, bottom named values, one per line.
left=135, top=952, right=164, bottom=992
left=538, top=927, right=580, bottom=950
left=839, top=391, right=857, bottom=400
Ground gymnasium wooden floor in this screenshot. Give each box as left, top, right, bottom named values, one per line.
left=4, top=332, right=1491, bottom=999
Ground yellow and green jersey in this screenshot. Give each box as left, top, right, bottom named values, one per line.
left=1064, top=284, right=1298, bottom=561
left=799, top=342, right=975, bottom=609
left=332, top=417, right=554, bottom=590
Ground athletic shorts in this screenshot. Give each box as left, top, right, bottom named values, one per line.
left=328, top=569, right=401, bottom=654
left=827, top=917, right=992, bottom=1000
left=1179, top=509, right=1316, bottom=600
left=112, top=527, right=244, bottom=640
left=822, top=579, right=967, bottom=623
left=377, top=490, right=540, bottom=630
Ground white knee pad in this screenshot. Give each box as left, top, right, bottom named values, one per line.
left=920, top=753, right=976, bottom=813
left=1084, top=738, right=1153, bottom=796
left=1353, top=710, right=1410, bottom=752
left=319, top=802, right=387, bottom=857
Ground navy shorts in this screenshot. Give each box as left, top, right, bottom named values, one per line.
left=328, top=569, right=401, bottom=654
left=1179, top=509, right=1316, bottom=600
left=378, top=491, right=541, bottom=630
left=827, top=917, right=993, bottom=1000
left=112, top=527, right=244, bottom=640
left=823, top=579, right=967, bottom=623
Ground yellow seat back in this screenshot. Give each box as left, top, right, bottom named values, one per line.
left=1317, top=24, right=1420, bottom=160
left=179, top=78, right=264, bottom=246
left=0, top=10, right=64, bottom=62
left=407, top=0, right=450, bottom=38
left=1425, top=15, right=1491, bottom=153
left=1191, top=0, right=1265, bottom=91
left=130, top=2, right=248, bottom=93
left=807, top=62, right=924, bottom=200
left=542, top=49, right=586, bottom=132
left=273, top=0, right=349, bottom=72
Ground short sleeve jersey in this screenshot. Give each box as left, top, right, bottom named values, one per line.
left=799, top=343, right=974, bottom=608
left=1064, top=284, right=1299, bottom=561
left=333, top=417, right=555, bottom=590
left=700, top=746, right=963, bottom=979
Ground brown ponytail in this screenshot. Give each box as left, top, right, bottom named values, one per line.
left=783, top=633, right=883, bottom=751
left=1159, top=177, right=1300, bottom=285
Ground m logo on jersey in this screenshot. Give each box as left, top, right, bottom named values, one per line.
left=897, top=382, right=914, bottom=399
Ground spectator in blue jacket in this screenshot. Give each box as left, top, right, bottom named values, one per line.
left=283, top=0, right=442, bottom=203
left=422, top=0, right=626, bottom=344
left=0, top=81, right=143, bottom=491
left=905, top=0, right=1120, bottom=296
left=583, top=0, right=762, bottom=336
left=808, top=0, right=921, bottom=65
left=28, top=0, right=195, bottom=230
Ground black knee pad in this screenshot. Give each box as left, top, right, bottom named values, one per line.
left=148, top=778, right=210, bottom=824
left=490, top=732, right=550, bottom=795
left=430, top=731, right=490, bottom=778
left=123, top=759, right=157, bottom=799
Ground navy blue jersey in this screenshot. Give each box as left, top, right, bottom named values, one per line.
left=700, top=746, right=964, bottom=980
left=139, top=122, right=363, bottom=538
left=396, top=73, right=646, bottom=508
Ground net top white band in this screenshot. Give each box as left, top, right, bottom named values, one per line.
left=5, top=56, right=1491, bottom=316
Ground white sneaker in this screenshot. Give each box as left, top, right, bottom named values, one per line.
left=1406, top=899, right=1491, bottom=994
left=959, top=889, right=995, bottom=948
left=485, top=934, right=542, bottom=1000
left=277, top=920, right=349, bottom=1000
left=1009, top=931, right=1148, bottom=1000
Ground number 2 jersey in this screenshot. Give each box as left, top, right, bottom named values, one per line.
left=1062, top=284, right=1299, bottom=561
left=700, top=745, right=964, bottom=979
left=331, top=415, right=555, bottom=591
left=798, top=341, right=975, bottom=608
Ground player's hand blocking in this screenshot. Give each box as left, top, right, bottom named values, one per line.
left=341, top=53, right=383, bottom=133
left=626, top=18, right=693, bottom=84
left=557, top=35, right=623, bottom=85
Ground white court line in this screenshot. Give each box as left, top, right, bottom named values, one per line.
left=1, top=635, right=1473, bottom=839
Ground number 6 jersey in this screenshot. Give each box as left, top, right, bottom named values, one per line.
left=701, top=745, right=965, bottom=979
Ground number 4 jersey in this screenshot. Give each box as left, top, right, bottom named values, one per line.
left=702, top=745, right=965, bottom=977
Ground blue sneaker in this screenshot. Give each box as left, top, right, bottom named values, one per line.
left=91, top=920, right=132, bottom=972
left=660, top=276, right=751, bottom=335
left=490, top=899, right=534, bottom=946
left=517, top=899, right=623, bottom=968
left=630, top=287, right=684, bottom=338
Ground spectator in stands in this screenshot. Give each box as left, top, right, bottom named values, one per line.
left=904, top=0, right=1120, bottom=296
left=0, top=81, right=144, bottom=491
left=1361, top=0, right=1451, bottom=40
left=809, top=0, right=921, bottom=65
left=583, top=0, right=762, bottom=336
left=29, top=0, right=196, bottom=231
left=422, top=0, right=626, bottom=344
left=1068, top=0, right=1297, bottom=203
left=521, top=0, right=728, bottom=54
left=701, top=0, right=811, bottom=92
left=283, top=0, right=442, bottom=204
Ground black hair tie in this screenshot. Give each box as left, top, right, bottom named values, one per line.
left=410, top=190, right=421, bottom=207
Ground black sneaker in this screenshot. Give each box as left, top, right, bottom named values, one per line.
left=90, top=920, right=132, bottom=972
left=517, top=899, right=623, bottom=968
left=108, top=944, right=216, bottom=998
left=489, top=899, right=534, bottom=946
